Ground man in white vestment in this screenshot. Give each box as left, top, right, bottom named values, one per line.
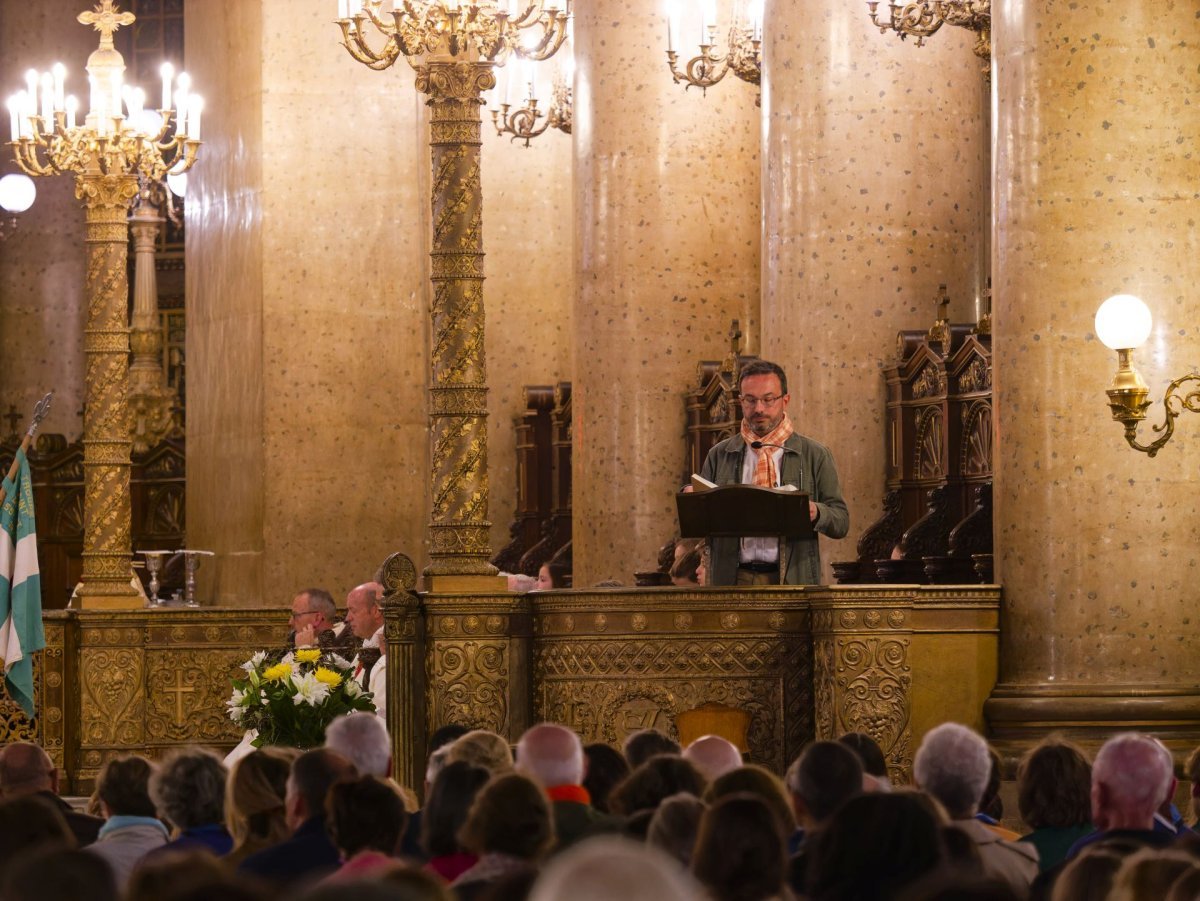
left=345, top=581, right=388, bottom=719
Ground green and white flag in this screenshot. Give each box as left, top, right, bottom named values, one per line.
left=1, top=448, right=44, bottom=717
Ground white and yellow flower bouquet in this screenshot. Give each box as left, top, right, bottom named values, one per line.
left=227, top=648, right=376, bottom=749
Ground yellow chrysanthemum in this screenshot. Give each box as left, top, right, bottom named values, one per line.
left=263, top=662, right=293, bottom=681
left=295, top=649, right=321, bottom=664
left=314, top=667, right=342, bottom=688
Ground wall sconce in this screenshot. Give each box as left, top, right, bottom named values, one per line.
left=1095, top=293, right=1199, bottom=457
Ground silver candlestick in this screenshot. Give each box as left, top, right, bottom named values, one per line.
left=178, top=549, right=215, bottom=607
left=137, top=550, right=173, bottom=607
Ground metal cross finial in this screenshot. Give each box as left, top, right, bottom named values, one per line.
left=728, top=319, right=743, bottom=357
left=78, top=0, right=136, bottom=49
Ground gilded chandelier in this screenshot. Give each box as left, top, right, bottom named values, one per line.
left=337, top=0, right=570, bottom=68
left=665, top=0, right=762, bottom=98
left=866, top=0, right=991, bottom=64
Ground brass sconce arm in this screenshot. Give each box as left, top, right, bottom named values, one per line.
left=1108, top=360, right=1200, bottom=457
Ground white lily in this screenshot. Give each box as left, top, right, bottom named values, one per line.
left=291, top=672, right=331, bottom=707
left=241, top=651, right=267, bottom=673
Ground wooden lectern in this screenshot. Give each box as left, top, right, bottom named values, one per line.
left=676, top=484, right=813, bottom=584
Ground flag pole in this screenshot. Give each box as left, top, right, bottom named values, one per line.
left=0, top=392, right=53, bottom=507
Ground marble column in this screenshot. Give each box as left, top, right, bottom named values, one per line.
left=573, top=0, right=760, bottom=586
left=760, top=0, right=988, bottom=581
left=987, top=1, right=1200, bottom=748
left=186, top=2, right=430, bottom=604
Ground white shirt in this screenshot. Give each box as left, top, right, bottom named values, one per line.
left=740, top=445, right=784, bottom=564
left=353, top=626, right=387, bottom=721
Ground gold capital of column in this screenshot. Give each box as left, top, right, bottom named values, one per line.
left=417, top=60, right=500, bottom=583
left=76, top=171, right=141, bottom=608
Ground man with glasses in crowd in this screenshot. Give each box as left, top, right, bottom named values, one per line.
left=289, top=587, right=361, bottom=655
left=693, top=360, right=848, bottom=585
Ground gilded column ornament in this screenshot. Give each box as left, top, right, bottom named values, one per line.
left=334, top=0, right=569, bottom=580
left=79, top=172, right=141, bottom=602
left=378, top=552, right=426, bottom=792
left=418, top=61, right=497, bottom=576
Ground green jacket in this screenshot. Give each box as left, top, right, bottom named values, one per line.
left=699, top=432, right=849, bottom=585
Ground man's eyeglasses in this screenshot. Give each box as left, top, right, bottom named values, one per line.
left=740, top=394, right=782, bottom=409
left=289, top=609, right=318, bottom=622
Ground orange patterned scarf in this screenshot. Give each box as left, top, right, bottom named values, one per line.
left=740, top=412, right=795, bottom=488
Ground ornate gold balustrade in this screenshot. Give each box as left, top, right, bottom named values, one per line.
left=1, top=585, right=998, bottom=792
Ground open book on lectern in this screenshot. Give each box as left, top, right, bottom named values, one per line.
left=676, top=477, right=814, bottom=541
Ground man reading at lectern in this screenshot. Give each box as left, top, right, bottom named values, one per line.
left=696, top=360, right=848, bottom=585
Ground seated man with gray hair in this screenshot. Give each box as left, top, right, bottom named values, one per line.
left=325, top=712, right=392, bottom=779
left=516, top=722, right=621, bottom=849
left=913, top=722, right=1038, bottom=893
left=1065, top=731, right=1177, bottom=859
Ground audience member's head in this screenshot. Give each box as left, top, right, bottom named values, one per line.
left=151, top=747, right=227, bottom=831
left=327, top=774, right=407, bottom=859
left=670, top=547, right=703, bottom=586
left=609, top=755, right=706, bottom=817
left=837, top=731, right=891, bottom=791
left=647, top=793, right=707, bottom=867
left=706, top=765, right=796, bottom=831
left=96, top=755, right=158, bottom=818
left=425, top=724, right=470, bottom=789
left=1109, top=849, right=1200, bottom=901
left=326, top=712, right=392, bottom=779
left=516, top=723, right=585, bottom=789
left=446, top=729, right=514, bottom=775
left=895, top=870, right=1019, bottom=901
left=1017, top=737, right=1093, bottom=830
left=1051, top=848, right=1124, bottom=901
left=125, top=848, right=238, bottom=901
left=530, top=836, right=701, bottom=901
left=913, top=723, right=990, bottom=819
left=0, top=795, right=73, bottom=882
left=692, top=793, right=789, bottom=901
left=623, top=730, right=681, bottom=769
left=1186, top=744, right=1200, bottom=827
left=1091, top=732, right=1174, bottom=831
left=582, top=743, right=630, bottom=814
left=380, top=866, right=457, bottom=901
left=785, top=740, right=863, bottom=829
left=458, top=773, right=553, bottom=861
left=980, top=746, right=1006, bottom=821
left=2, top=847, right=116, bottom=901
left=225, top=748, right=294, bottom=858
left=807, top=791, right=946, bottom=899
left=345, top=581, right=385, bottom=641
left=535, top=562, right=570, bottom=590
left=422, top=760, right=491, bottom=859
left=682, top=735, right=743, bottom=781
left=287, top=748, right=357, bottom=831
left=1167, top=865, right=1200, bottom=901
left=0, top=741, right=58, bottom=797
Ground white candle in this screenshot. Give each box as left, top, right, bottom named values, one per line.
left=161, top=62, right=174, bottom=110
left=52, top=63, right=65, bottom=111
left=187, top=94, right=203, bottom=140
left=7, top=95, right=19, bottom=142
left=40, top=73, right=54, bottom=123
left=65, top=94, right=78, bottom=129
left=110, top=69, right=123, bottom=122
left=175, top=72, right=191, bottom=132
left=666, top=3, right=675, bottom=51
left=24, top=70, right=37, bottom=102
left=338, top=0, right=348, bottom=18
left=529, top=62, right=537, bottom=102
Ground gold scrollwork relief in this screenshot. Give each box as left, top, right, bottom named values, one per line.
left=428, top=641, right=509, bottom=734
left=81, top=648, right=144, bottom=746
left=145, top=652, right=244, bottom=744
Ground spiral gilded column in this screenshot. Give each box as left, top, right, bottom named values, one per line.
left=416, top=61, right=497, bottom=578
left=77, top=172, right=140, bottom=606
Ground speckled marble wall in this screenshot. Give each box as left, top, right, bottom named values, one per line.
left=761, top=0, right=988, bottom=580
left=186, top=1, right=430, bottom=605
left=573, top=0, right=761, bottom=586
left=991, top=2, right=1200, bottom=699
left=482, top=97, right=573, bottom=560
left=0, top=0, right=99, bottom=440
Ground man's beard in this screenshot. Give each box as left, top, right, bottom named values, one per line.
left=749, top=414, right=779, bottom=436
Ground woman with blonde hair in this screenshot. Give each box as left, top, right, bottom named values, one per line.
left=223, top=747, right=296, bottom=867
